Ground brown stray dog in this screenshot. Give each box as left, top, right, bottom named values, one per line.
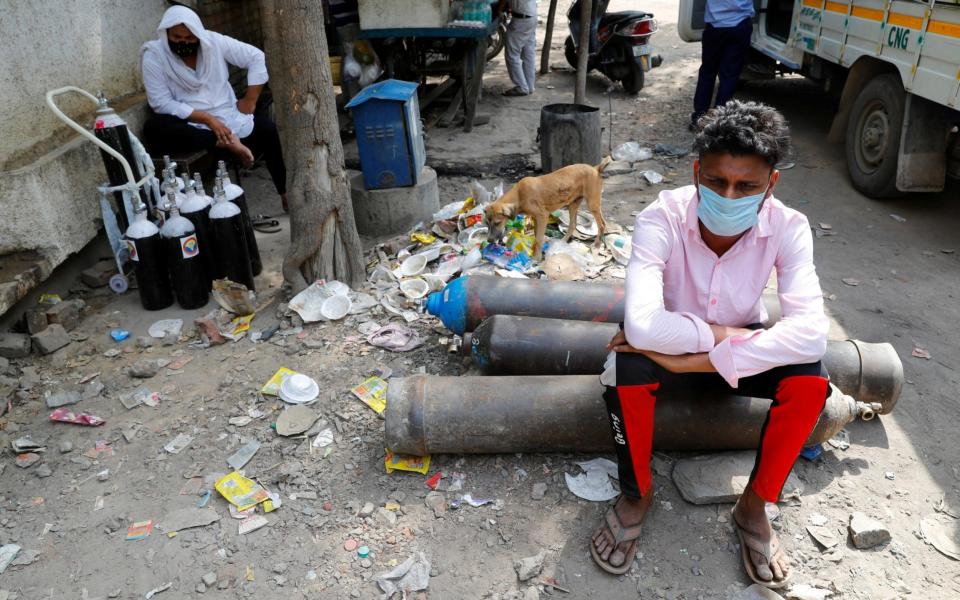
left=485, top=157, right=612, bottom=260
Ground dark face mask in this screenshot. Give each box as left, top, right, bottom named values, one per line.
left=169, top=40, right=200, bottom=57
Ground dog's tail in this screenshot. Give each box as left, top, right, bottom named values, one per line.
left=595, top=156, right=613, bottom=174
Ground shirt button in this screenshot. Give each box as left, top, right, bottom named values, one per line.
left=710, top=298, right=718, bottom=305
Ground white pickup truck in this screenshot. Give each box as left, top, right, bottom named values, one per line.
left=679, top=0, right=960, bottom=198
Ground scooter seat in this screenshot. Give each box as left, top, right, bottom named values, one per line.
left=599, top=10, right=653, bottom=28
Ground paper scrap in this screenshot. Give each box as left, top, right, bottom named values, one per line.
left=564, top=458, right=620, bottom=502
left=261, top=367, right=297, bottom=396
left=215, top=472, right=269, bottom=511
left=125, top=520, right=153, bottom=541
left=352, top=376, right=388, bottom=414
left=385, top=450, right=431, bottom=475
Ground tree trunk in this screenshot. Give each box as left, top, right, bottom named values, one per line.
left=259, top=0, right=365, bottom=293
left=539, top=0, right=559, bottom=75
left=574, top=0, right=592, bottom=104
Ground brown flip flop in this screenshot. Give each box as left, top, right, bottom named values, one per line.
left=590, top=497, right=644, bottom=575
left=732, top=510, right=791, bottom=589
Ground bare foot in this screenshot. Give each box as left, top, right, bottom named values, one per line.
left=216, top=134, right=255, bottom=168
left=592, top=493, right=652, bottom=568
left=732, top=488, right=790, bottom=584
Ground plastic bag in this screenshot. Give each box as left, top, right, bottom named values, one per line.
left=612, top=141, right=653, bottom=162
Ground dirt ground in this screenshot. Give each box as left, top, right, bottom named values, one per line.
left=2, top=1, right=960, bottom=598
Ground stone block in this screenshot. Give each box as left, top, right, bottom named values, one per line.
left=80, top=261, right=118, bottom=288
left=45, top=300, right=82, bottom=331
left=672, top=451, right=803, bottom=504
left=25, top=309, right=48, bottom=334
left=31, top=324, right=71, bottom=355
left=0, top=332, right=32, bottom=358
left=350, top=167, right=439, bottom=237
left=848, top=512, right=890, bottom=549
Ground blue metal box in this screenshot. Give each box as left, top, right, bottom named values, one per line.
left=346, top=79, right=426, bottom=190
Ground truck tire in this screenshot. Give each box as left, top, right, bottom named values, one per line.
left=844, top=73, right=905, bottom=198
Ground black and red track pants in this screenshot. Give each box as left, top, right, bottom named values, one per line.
left=602, top=350, right=829, bottom=503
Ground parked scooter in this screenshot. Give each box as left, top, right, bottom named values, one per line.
left=564, top=0, right=663, bottom=94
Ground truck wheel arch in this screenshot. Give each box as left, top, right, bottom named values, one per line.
left=827, top=57, right=902, bottom=144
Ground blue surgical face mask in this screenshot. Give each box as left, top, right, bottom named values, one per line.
left=696, top=178, right=770, bottom=237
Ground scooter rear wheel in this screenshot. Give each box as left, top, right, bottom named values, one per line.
left=622, top=61, right=644, bottom=94
left=564, top=36, right=579, bottom=69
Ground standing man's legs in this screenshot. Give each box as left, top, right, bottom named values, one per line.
left=520, top=17, right=537, bottom=93
left=714, top=17, right=753, bottom=108
left=692, top=23, right=723, bottom=126
left=504, top=15, right=537, bottom=95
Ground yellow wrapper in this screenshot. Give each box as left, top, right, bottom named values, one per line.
left=411, top=232, right=437, bottom=244
left=261, top=367, right=297, bottom=396
left=231, top=314, right=254, bottom=336
left=384, top=450, right=431, bottom=475
left=351, top=376, right=388, bottom=414
left=215, top=472, right=270, bottom=511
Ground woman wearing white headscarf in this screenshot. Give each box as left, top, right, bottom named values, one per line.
left=141, top=5, right=286, bottom=209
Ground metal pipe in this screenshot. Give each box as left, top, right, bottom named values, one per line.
left=385, top=374, right=876, bottom=456
left=424, top=275, right=780, bottom=335
left=464, top=315, right=902, bottom=414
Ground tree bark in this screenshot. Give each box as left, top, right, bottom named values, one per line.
left=259, top=0, right=365, bottom=292
left=574, top=0, right=592, bottom=104
left=539, top=0, right=559, bottom=75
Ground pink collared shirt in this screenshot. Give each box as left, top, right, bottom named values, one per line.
left=624, top=185, right=829, bottom=388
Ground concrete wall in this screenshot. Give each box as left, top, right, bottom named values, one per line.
left=0, top=0, right=168, bottom=170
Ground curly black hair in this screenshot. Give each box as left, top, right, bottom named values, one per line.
left=692, top=100, right=791, bottom=167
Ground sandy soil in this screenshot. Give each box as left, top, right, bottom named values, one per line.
left=2, top=1, right=959, bottom=599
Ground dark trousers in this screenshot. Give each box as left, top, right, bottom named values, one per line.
left=603, top=351, right=829, bottom=502
left=692, top=17, right=753, bottom=120
left=143, top=113, right=287, bottom=195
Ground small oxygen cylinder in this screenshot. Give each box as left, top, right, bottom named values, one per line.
left=194, top=173, right=214, bottom=205
left=209, top=178, right=255, bottom=291
left=159, top=190, right=209, bottom=309
left=162, top=156, right=186, bottom=191
left=218, top=161, right=262, bottom=276
left=162, top=168, right=185, bottom=208
left=92, top=92, right=146, bottom=231
left=179, top=181, right=216, bottom=286
left=124, top=203, right=174, bottom=311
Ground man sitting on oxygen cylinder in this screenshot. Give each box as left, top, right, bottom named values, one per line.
left=592, top=101, right=829, bottom=590
left=140, top=5, right=287, bottom=211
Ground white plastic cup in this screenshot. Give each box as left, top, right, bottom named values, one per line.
left=400, top=254, right=428, bottom=277
left=320, top=294, right=351, bottom=320
left=400, top=278, right=430, bottom=299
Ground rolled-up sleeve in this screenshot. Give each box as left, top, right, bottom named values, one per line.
left=624, top=207, right=716, bottom=355
left=708, top=216, right=829, bottom=387
left=213, top=32, right=269, bottom=86
left=142, top=52, right=194, bottom=119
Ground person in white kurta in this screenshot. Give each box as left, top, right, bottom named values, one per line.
left=500, top=0, right=538, bottom=96
left=140, top=6, right=287, bottom=206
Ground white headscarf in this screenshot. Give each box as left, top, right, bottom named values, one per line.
left=139, top=5, right=225, bottom=92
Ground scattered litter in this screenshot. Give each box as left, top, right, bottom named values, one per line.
left=44, top=387, right=82, bottom=408
left=889, top=214, right=907, bottom=223
left=641, top=169, right=664, bottom=184
left=385, top=450, right=431, bottom=474
left=827, top=429, right=850, bottom=450
left=229, top=415, right=253, bottom=427
left=806, top=524, right=839, bottom=549
left=786, top=584, right=832, bottom=600
left=216, top=471, right=270, bottom=510
left=211, top=279, right=256, bottom=315
left=163, top=433, right=193, bottom=454
left=0, top=544, right=20, bottom=575
left=49, top=408, right=105, bottom=426
left=197, top=490, right=212, bottom=508
left=38, top=293, right=61, bottom=305
left=166, top=355, right=193, bottom=371
left=110, top=329, right=130, bottom=342
left=126, top=520, right=153, bottom=541
left=352, top=376, right=388, bottom=414
left=611, top=141, right=653, bottom=162
left=564, top=458, right=620, bottom=502
left=425, top=472, right=442, bottom=490
left=157, top=507, right=220, bottom=534
left=451, top=493, right=494, bottom=509
left=227, top=439, right=261, bottom=470
left=148, top=319, right=183, bottom=339
left=375, top=552, right=431, bottom=597
left=279, top=373, right=320, bottom=405
left=289, top=280, right=352, bottom=322
left=919, top=514, right=960, bottom=560
left=239, top=514, right=269, bottom=535
left=841, top=277, right=860, bottom=286
left=367, top=323, right=423, bottom=352
left=912, top=347, right=931, bottom=359
left=261, top=367, right=297, bottom=396
left=885, top=471, right=896, bottom=480
left=312, top=428, right=334, bottom=449
left=11, top=437, right=46, bottom=453
left=120, top=387, right=159, bottom=410
left=275, top=405, right=319, bottom=436
left=144, top=582, right=172, bottom=599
